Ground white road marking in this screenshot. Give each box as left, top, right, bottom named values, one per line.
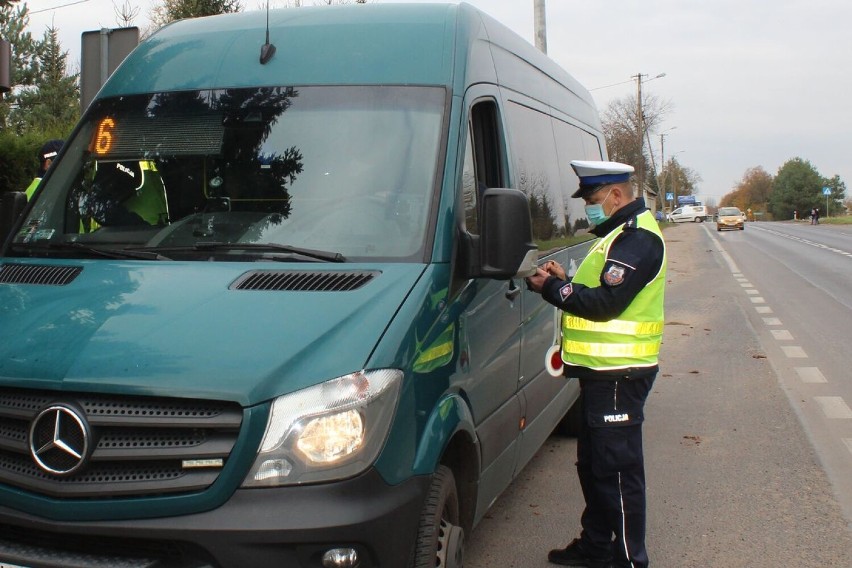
left=755, top=306, right=773, bottom=314
left=815, top=397, right=852, bottom=419
left=763, top=318, right=782, bottom=325
left=781, top=345, right=807, bottom=358
left=770, top=329, right=793, bottom=341
left=795, top=367, right=827, bottom=383
left=746, top=289, right=760, bottom=295
left=749, top=297, right=765, bottom=303
left=751, top=226, right=852, bottom=258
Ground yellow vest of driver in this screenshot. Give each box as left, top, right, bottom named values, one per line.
left=561, top=210, right=666, bottom=371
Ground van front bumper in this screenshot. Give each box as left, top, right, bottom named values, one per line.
left=0, top=468, right=430, bottom=568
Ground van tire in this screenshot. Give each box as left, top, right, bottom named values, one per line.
left=412, top=465, right=464, bottom=568
left=693, top=216, right=703, bottom=223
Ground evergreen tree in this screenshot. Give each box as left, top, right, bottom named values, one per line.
left=0, top=2, right=39, bottom=128
left=11, top=26, right=79, bottom=134
left=768, top=158, right=823, bottom=220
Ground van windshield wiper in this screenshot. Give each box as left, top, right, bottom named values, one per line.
left=132, top=242, right=346, bottom=263
left=9, top=241, right=171, bottom=261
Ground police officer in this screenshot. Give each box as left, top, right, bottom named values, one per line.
left=25, top=139, right=63, bottom=200
left=526, top=160, right=666, bottom=568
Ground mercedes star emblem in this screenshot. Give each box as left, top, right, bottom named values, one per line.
left=29, top=404, right=91, bottom=476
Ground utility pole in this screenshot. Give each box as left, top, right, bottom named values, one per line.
left=660, top=133, right=667, bottom=210
left=659, top=127, right=676, bottom=211
left=0, top=38, right=10, bottom=95
left=632, top=73, right=645, bottom=200
left=534, top=0, right=547, bottom=53
left=631, top=72, right=665, bottom=205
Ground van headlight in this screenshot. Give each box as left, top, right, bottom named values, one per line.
left=243, top=369, right=402, bottom=487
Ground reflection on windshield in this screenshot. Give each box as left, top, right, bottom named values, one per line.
left=13, top=86, right=446, bottom=261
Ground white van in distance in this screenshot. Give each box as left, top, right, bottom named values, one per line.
left=667, top=205, right=708, bottom=223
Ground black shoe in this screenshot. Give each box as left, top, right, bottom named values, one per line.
left=547, top=538, right=613, bottom=567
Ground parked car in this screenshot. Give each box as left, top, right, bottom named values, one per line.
left=717, top=206, right=745, bottom=231
left=667, top=205, right=707, bottom=223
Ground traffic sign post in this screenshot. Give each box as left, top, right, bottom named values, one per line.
left=81, top=27, right=139, bottom=112
left=823, top=186, right=831, bottom=217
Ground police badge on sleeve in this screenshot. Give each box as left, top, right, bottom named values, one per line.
left=603, top=263, right=627, bottom=286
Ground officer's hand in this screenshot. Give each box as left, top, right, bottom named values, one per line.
left=543, top=260, right=567, bottom=280
left=525, top=267, right=550, bottom=293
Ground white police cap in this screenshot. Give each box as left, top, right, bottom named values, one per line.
left=570, top=160, right=634, bottom=198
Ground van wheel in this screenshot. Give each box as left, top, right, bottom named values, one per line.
left=412, top=465, right=464, bottom=568
left=694, top=216, right=703, bottom=223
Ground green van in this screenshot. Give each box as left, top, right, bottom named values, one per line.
left=0, top=3, right=607, bottom=567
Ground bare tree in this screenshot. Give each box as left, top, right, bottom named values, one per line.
left=150, top=0, right=242, bottom=29
left=601, top=94, right=670, bottom=172
left=114, top=1, right=141, bottom=27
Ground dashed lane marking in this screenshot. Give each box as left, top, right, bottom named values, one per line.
left=770, top=329, right=794, bottom=341
left=796, top=367, right=828, bottom=384
left=781, top=345, right=808, bottom=358
left=763, top=318, right=782, bottom=325
left=749, top=296, right=766, bottom=303
left=815, top=397, right=852, bottom=419
left=755, top=306, right=773, bottom=314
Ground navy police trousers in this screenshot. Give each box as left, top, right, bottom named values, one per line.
left=576, top=373, right=656, bottom=568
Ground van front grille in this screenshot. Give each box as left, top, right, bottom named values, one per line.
left=0, top=387, right=242, bottom=499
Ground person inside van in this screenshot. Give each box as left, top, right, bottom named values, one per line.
left=78, top=160, right=169, bottom=229
left=526, top=160, right=666, bottom=568
left=25, top=139, right=63, bottom=200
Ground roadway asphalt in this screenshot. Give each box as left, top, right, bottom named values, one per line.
left=464, top=221, right=852, bottom=567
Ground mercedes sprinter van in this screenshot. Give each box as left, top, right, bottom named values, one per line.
left=0, top=3, right=607, bottom=566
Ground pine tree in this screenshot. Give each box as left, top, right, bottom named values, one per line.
left=0, top=2, right=39, bottom=129
left=12, top=26, right=79, bottom=133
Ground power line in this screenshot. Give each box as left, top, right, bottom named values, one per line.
left=589, top=78, right=634, bottom=92
left=30, top=0, right=91, bottom=15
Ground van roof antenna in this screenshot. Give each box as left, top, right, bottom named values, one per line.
left=260, top=0, right=276, bottom=65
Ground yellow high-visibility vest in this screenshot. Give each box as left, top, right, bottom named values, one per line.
left=25, top=178, right=41, bottom=200
left=123, top=161, right=169, bottom=226
left=561, top=210, right=666, bottom=371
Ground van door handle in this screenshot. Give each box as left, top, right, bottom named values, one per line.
left=505, top=280, right=521, bottom=301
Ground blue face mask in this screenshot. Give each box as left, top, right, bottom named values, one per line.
left=585, top=188, right=614, bottom=226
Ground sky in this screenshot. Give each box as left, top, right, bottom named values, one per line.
left=25, top=0, right=852, bottom=204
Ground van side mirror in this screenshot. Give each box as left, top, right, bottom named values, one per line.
left=0, top=191, right=27, bottom=244
left=477, top=188, right=538, bottom=280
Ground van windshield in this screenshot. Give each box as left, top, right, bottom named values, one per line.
left=12, top=86, right=445, bottom=262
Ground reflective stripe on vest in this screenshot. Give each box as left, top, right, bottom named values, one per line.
left=561, top=209, right=666, bottom=370
left=563, top=315, right=664, bottom=336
